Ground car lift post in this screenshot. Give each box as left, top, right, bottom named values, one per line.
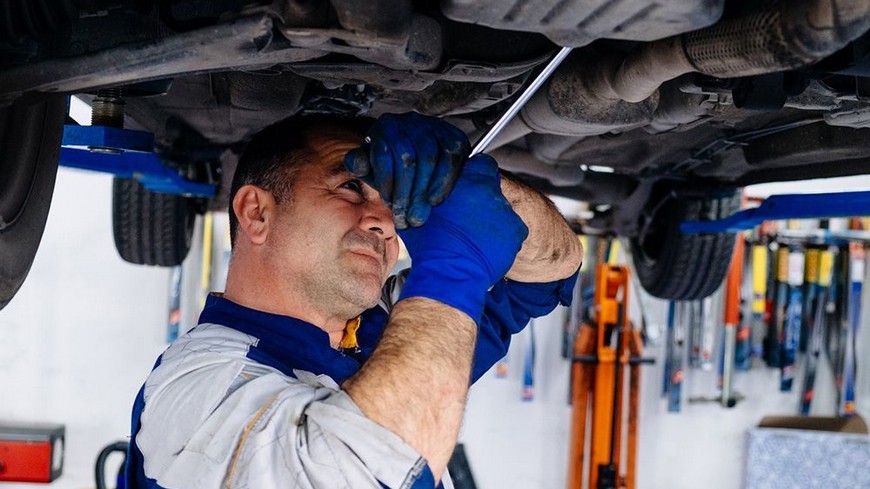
left=568, top=264, right=652, bottom=489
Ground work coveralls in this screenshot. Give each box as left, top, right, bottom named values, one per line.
left=125, top=269, right=577, bottom=488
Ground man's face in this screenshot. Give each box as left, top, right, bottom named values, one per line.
left=262, top=128, right=400, bottom=317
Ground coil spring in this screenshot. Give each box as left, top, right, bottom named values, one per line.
left=0, top=0, right=77, bottom=46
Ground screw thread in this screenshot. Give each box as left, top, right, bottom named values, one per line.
left=91, top=89, right=125, bottom=128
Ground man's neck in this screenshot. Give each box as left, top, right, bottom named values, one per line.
left=224, top=263, right=352, bottom=348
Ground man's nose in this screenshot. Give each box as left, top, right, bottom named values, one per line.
left=361, top=194, right=396, bottom=237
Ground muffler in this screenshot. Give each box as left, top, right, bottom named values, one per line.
left=592, top=0, right=870, bottom=103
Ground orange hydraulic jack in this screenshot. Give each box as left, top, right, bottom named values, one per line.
left=567, top=264, right=652, bottom=489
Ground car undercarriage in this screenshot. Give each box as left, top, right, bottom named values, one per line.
left=1, top=0, right=869, bottom=307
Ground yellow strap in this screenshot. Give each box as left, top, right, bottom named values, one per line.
left=340, top=316, right=361, bottom=350
left=751, top=245, right=767, bottom=314
left=819, top=250, right=834, bottom=287
left=776, top=247, right=790, bottom=282
left=607, top=240, right=621, bottom=265
left=804, top=248, right=820, bottom=284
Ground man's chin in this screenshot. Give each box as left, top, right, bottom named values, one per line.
left=339, top=273, right=384, bottom=309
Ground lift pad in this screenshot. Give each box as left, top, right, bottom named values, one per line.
left=681, top=191, right=870, bottom=234
left=0, top=422, right=64, bottom=483
left=60, top=125, right=217, bottom=198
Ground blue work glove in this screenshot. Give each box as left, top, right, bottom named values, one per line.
left=397, top=154, right=529, bottom=322
left=344, top=112, right=470, bottom=229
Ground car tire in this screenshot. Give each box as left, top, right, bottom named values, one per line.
left=630, top=191, right=740, bottom=301
left=112, top=178, right=196, bottom=266
left=0, top=95, right=66, bottom=310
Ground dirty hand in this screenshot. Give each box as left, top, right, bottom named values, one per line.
left=397, top=155, right=528, bottom=322
left=344, top=112, right=469, bottom=229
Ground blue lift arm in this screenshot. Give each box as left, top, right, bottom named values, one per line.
left=59, top=125, right=217, bottom=198
left=681, top=191, right=870, bottom=234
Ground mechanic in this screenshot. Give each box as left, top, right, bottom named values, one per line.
left=125, top=112, right=583, bottom=488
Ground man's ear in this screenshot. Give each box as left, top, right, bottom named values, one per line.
left=232, top=185, right=275, bottom=246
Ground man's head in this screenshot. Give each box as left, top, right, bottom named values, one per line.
left=226, top=115, right=400, bottom=324
left=228, top=115, right=376, bottom=247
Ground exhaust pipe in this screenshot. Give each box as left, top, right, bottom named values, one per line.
left=488, top=146, right=637, bottom=203
left=592, top=0, right=870, bottom=103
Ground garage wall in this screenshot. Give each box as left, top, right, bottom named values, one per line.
left=461, top=297, right=868, bottom=489
left=0, top=169, right=170, bottom=488
left=0, top=169, right=868, bottom=489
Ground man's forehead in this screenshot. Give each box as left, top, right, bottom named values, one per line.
left=325, top=161, right=351, bottom=178
left=304, top=130, right=360, bottom=174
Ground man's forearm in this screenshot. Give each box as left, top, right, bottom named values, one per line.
left=500, top=173, right=583, bottom=282
left=342, top=297, right=476, bottom=481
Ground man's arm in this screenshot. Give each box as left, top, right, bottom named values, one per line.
left=501, top=173, right=583, bottom=283
left=343, top=155, right=527, bottom=483
left=343, top=298, right=474, bottom=480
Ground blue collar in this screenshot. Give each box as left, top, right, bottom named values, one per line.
left=197, top=295, right=387, bottom=384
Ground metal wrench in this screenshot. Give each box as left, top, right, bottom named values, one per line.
left=471, top=46, right=572, bottom=155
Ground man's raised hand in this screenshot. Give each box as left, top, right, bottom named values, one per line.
left=396, top=154, right=528, bottom=322
left=344, top=113, right=470, bottom=229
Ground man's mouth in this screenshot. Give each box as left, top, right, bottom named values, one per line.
left=344, top=231, right=386, bottom=266
left=349, top=248, right=382, bottom=263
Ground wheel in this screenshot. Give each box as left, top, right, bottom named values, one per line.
left=112, top=178, right=197, bottom=266
left=630, top=191, right=740, bottom=300
left=0, top=95, right=66, bottom=310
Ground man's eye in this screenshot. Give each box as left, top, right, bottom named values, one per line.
left=341, top=179, right=364, bottom=195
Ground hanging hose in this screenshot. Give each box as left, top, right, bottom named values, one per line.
left=0, top=0, right=77, bottom=46
left=95, top=440, right=129, bottom=489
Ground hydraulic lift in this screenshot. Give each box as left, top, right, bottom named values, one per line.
left=568, top=263, right=653, bottom=489
left=59, top=124, right=216, bottom=198
left=682, top=190, right=870, bottom=233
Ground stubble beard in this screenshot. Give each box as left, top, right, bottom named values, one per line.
left=300, top=233, right=387, bottom=319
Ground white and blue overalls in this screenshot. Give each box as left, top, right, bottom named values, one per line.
left=125, top=269, right=577, bottom=488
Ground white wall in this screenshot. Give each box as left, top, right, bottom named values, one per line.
left=460, top=211, right=870, bottom=488
left=1, top=169, right=868, bottom=489
left=461, top=297, right=867, bottom=489
left=0, top=169, right=170, bottom=488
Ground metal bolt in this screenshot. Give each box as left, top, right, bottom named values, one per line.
left=91, top=88, right=125, bottom=128
left=90, top=88, right=125, bottom=154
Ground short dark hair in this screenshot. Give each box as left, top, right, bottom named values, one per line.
left=228, top=114, right=374, bottom=247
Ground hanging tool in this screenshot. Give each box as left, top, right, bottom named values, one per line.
left=564, top=236, right=591, bottom=359
left=522, top=319, right=536, bottom=401
left=839, top=242, right=864, bottom=416
left=664, top=301, right=686, bottom=413
left=688, top=300, right=703, bottom=368
left=781, top=249, right=805, bottom=391
left=167, top=265, right=183, bottom=342
left=720, top=232, right=745, bottom=407
left=799, top=247, right=834, bottom=415
left=736, top=237, right=754, bottom=370
left=767, top=246, right=790, bottom=368
left=749, top=243, right=769, bottom=362
left=567, top=264, right=653, bottom=489
left=700, top=292, right=719, bottom=371
left=800, top=247, right=821, bottom=353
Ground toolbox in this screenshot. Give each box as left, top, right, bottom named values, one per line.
left=0, top=422, right=65, bottom=483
